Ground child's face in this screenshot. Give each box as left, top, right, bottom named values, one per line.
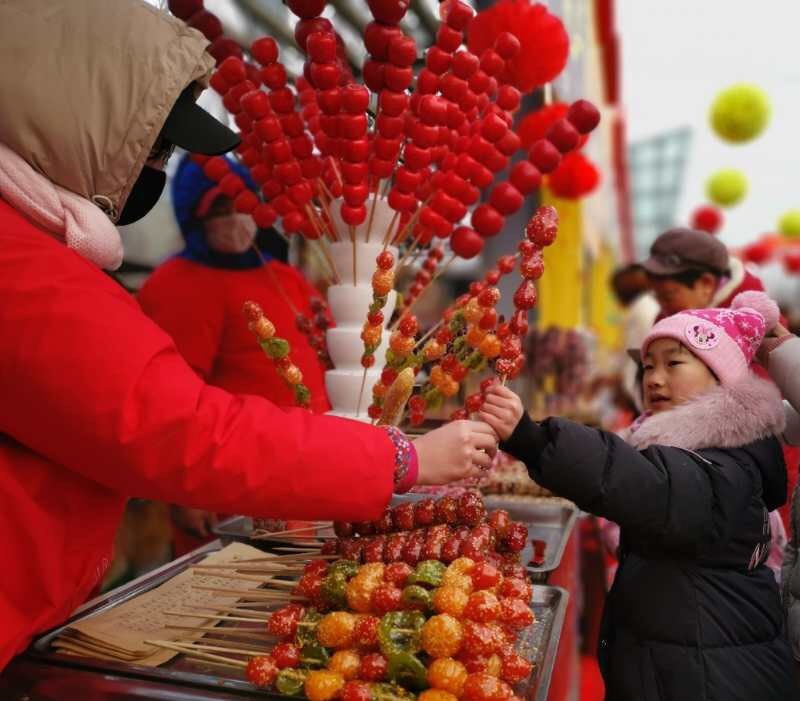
left=642, top=339, right=718, bottom=413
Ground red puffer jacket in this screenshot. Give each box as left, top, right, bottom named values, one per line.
left=138, top=257, right=331, bottom=414
left=0, top=199, right=395, bottom=669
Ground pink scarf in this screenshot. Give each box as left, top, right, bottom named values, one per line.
left=0, top=143, right=123, bottom=269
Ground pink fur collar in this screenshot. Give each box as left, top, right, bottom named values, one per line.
left=621, top=372, right=785, bottom=451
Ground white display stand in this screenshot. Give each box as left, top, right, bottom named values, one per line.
left=325, top=197, right=398, bottom=421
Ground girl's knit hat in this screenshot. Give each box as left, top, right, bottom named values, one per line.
left=641, top=291, right=779, bottom=384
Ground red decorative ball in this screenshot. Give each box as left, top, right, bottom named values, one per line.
left=437, top=24, right=463, bottom=52
left=384, top=64, right=414, bottom=91
left=784, top=249, right=800, bottom=274
left=451, top=226, right=485, bottom=259
left=208, top=38, right=243, bottom=64
left=489, top=182, right=523, bottom=216
left=481, top=113, right=508, bottom=143
left=167, top=0, right=203, bottom=21
left=426, top=46, right=451, bottom=75
left=496, top=85, right=521, bottom=113
left=367, top=0, right=411, bottom=24
left=253, top=203, right=277, bottom=228
left=260, top=63, right=288, bottom=90
left=510, top=161, right=542, bottom=194
left=364, top=22, right=403, bottom=61
left=309, top=62, right=340, bottom=90
left=240, top=90, right=271, bottom=120
left=287, top=0, right=327, bottom=20
left=495, top=130, right=521, bottom=156
left=528, top=139, right=562, bottom=174
left=416, top=68, right=440, bottom=95
left=208, top=72, right=230, bottom=96
left=566, top=99, right=601, bottom=134
left=549, top=152, right=600, bottom=199
left=202, top=156, right=230, bottom=182
left=388, top=35, right=417, bottom=67
left=251, top=37, right=279, bottom=66
left=294, top=17, right=333, bottom=53
left=547, top=118, right=581, bottom=153
left=447, top=1, right=474, bottom=30
left=452, top=50, right=480, bottom=79
left=691, top=205, right=724, bottom=234
left=472, top=204, right=505, bottom=238
left=363, top=59, right=386, bottom=91
left=219, top=173, right=245, bottom=198
left=341, top=203, right=368, bottom=226
left=379, top=90, right=409, bottom=117
left=467, top=0, right=569, bottom=91
left=494, top=31, right=521, bottom=60
left=306, top=32, right=337, bottom=63
left=218, top=56, right=247, bottom=85
left=479, top=49, right=504, bottom=77
left=188, top=9, right=223, bottom=41
left=234, top=189, right=259, bottom=214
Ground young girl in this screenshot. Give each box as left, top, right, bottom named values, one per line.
left=481, top=291, right=798, bottom=700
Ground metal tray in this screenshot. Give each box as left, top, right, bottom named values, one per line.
left=14, top=542, right=568, bottom=701
left=215, top=497, right=577, bottom=582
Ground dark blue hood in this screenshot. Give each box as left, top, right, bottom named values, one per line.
left=172, top=155, right=277, bottom=269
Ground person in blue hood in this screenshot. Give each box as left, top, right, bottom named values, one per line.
left=139, top=155, right=331, bottom=549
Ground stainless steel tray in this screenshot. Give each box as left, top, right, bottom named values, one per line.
left=12, top=542, right=568, bottom=701
left=215, top=497, right=578, bottom=582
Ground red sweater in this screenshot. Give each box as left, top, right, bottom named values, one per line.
left=0, top=199, right=394, bottom=669
left=138, top=257, right=330, bottom=413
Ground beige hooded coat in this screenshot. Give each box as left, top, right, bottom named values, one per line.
left=0, top=0, right=215, bottom=221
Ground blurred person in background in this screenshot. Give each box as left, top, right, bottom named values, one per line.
left=643, top=227, right=763, bottom=320
left=139, top=155, right=332, bottom=551
left=610, top=263, right=659, bottom=410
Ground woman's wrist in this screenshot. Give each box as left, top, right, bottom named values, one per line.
left=382, top=426, right=418, bottom=493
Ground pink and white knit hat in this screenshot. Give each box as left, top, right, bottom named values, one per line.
left=641, top=291, right=780, bottom=384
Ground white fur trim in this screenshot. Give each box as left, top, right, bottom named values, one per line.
left=621, top=372, right=785, bottom=451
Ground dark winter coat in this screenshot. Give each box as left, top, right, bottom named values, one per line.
left=502, top=372, right=798, bottom=700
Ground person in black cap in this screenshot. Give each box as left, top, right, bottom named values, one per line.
left=0, top=0, right=494, bottom=669
left=643, top=227, right=765, bottom=320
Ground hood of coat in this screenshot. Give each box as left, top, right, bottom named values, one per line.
left=621, top=372, right=787, bottom=511
left=0, top=0, right=214, bottom=222
left=622, top=371, right=785, bottom=452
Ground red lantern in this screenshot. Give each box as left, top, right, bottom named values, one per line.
left=467, top=1, right=569, bottom=92
left=691, top=205, right=723, bottom=234
left=784, top=248, right=800, bottom=274
left=548, top=152, right=600, bottom=199
left=741, top=239, right=773, bottom=265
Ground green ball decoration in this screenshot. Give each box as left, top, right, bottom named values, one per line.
left=710, top=84, right=771, bottom=144
left=778, top=210, right=800, bottom=238
left=706, top=169, right=748, bottom=208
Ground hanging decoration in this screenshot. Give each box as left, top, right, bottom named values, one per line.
left=706, top=168, right=748, bottom=208
left=467, top=0, right=570, bottom=92
left=709, top=83, right=771, bottom=144
left=690, top=204, right=724, bottom=234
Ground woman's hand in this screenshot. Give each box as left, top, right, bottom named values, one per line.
left=170, top=505, right=218, bottom=538
left=413, top=420, right=498, bottom=484
left=479, top=384, right=524, bottom=441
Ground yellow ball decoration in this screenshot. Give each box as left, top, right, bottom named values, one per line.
left=710, top=84, right=771, bottom=144
left=706, top=169, right=748, bottom=208
left=778, top=210, right=800, bottom=239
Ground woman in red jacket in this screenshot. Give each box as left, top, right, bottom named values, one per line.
left=0, top=0, right=496, bottom=669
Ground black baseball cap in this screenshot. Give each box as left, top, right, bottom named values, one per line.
left=642, top=227, right=729, bottom=277
left=161, top=86, right=240, bottom=155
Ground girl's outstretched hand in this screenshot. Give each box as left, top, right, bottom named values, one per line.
left=479, top=384, right=525, bottom=441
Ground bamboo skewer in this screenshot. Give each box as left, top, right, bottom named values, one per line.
left=412, top=319, right=444, bottom=351
left=255, top=523, right=332, bottom=538
left=192, top=586, right=303, bottom=601
left=164, top=625, right=272, bottom=641
left=381, top=211, right=401, bottom=249
left=164, top=610, right=269, bottom=624
left=190, top=568, right=298, bottom=587
left=191, top=563, right=305, bottom=573
left=365, top=183, right=380, bottom=243
left=390, top=253, right=457, bottom=332
left=144, top=639, right=247, bottom=669
left=175, top=604, right=274, bottom=617
left=312, top=238, right=342, bottom=285
left=173, top=640, right=266, bottom=657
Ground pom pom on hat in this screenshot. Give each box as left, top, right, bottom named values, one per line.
left=732, top=291, right=779, bottom=332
